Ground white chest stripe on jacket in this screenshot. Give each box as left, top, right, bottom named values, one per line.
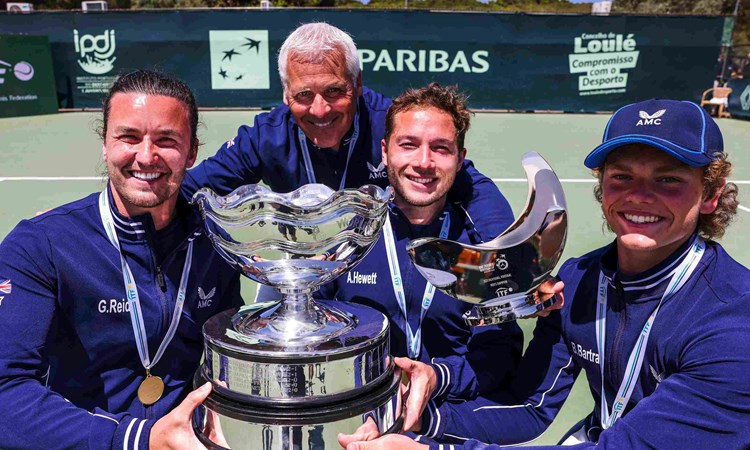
left=595, top=237, right=705, bottom=429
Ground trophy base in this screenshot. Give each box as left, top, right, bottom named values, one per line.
left=463, top=293, right=559, bottom=325
left=202, top=301, right=391, bottom=404
left=192, top=368, right=403, bottom=450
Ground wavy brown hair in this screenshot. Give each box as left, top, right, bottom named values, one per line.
left=384, top=82, right=472, bottom=149
left=592, top=152, right=738, bottom=240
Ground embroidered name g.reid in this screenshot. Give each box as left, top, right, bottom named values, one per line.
left=346, top=271, right=378, bottom=285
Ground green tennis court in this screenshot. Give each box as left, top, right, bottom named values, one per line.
left=1, top=110, right=749, bottom=445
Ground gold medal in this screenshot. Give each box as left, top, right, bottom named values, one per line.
left=137, top=372, right=164, bottom=406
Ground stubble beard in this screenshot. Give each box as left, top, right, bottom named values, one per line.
left=108, top=166, right=182, bottom=211
left=387, top=163, right=448, bottom=209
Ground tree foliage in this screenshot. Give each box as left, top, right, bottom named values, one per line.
left=9, top=0, right=748, bottom=46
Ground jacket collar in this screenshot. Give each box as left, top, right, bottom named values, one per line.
left=600, top=234, right=699, bottom=304
left=105, top=184, right=202, bottom=244
left=387, top=201, right=457, bottom=239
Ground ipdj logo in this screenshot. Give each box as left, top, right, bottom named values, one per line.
left=636, top=109, right=666, bottom=126
left=74, top=29, right=116, bottom=75
left=0, top=60, right=34, bottom=84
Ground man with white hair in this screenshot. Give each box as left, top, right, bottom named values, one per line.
left=182, top=22, right=513, bottom=242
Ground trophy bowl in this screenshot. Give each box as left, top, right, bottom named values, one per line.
left=407, top=152, right=567, bottom=325
left=192, top=184, right=402, bottom=449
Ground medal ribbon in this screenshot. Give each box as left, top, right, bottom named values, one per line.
left=98, top=190, right=194, bottom=371
left=298, top=107, right=360, bottom=190
left=383, top=211, right=450, bottom=359
left=595, top=237, right=705, bottom=429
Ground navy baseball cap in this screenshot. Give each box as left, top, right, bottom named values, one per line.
left=584, top=99, right=724, bottom=169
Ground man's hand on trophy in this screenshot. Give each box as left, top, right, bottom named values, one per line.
left=530, top=276, right=565, bottom=318
left=395, top=357, right=436, bottom=432
left=337, top=418, right=428, bottom=450
left=149, top=382, right=212, bottom=450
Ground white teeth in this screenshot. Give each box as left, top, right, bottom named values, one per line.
left=132, top=172, right=161, bottom=181
left=408, top=177, right=435, bottom=184
left=312, top=120, right=333, bottom=127
left=624, top=213, right=661, bottom=224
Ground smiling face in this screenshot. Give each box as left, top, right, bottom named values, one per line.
left=382, top=106, right=466, bottom=224
left=102, top=92, right=197, bottom=227
left=600, top=144, right=720, bottom=274
left=283, top=50, right=361, bottom=150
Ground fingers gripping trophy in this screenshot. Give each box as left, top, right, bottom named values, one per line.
left=407, top=152, right=568, bottom=325
left=192, top=184, right=402, bottom=449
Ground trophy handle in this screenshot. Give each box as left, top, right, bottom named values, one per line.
left=406, top=151, right=568, bottom=323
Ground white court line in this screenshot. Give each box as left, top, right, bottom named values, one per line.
left=0, top=177, right=103, bottom=182
left=491, top=178, right=750, bottom=185
left=2, top=176, right=750, bottom=213
left=1, top=176, right=749, bottom=184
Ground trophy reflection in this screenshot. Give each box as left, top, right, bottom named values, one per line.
left=191, top=184, right=402, bottom=450
left=407, top=152, right=568, bottom=325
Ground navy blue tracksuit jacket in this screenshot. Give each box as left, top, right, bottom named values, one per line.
left=0, top=188, right=242, bottom=449
left=423, top=238, right=750, bottom=450
left=319, top=203, right=523, bottom=404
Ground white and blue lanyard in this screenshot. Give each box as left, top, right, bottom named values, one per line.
left=595, top=237, right=705, bottom=429
left=297, top=108, right=360, bottom=190
left=98, top=191, right=194, bottom=374
left=383, top=212, right=450, bottom=359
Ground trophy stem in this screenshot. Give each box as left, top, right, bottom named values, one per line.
left=232, top=290, right=357, bottom=344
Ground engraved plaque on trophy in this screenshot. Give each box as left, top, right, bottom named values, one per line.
left=407, top=152, right=568, bottom=325
left=191, top=184, right=401, bottom=449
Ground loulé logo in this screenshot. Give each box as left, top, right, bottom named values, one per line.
left=209, top=30, right=270, bottom=90
left=0, top=60, right=34, bottom=84
left=74, top=29, right=116, bottom=75
left=568, top=32, right=640, bottom=97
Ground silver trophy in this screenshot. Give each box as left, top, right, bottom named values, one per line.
left=407, top=152, right=567, bottom=325
left=192, top=184, right=401, bottom=449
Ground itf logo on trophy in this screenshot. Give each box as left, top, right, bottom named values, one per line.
left=209, top=30, right=270, bottom=90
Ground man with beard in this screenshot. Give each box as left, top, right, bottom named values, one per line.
left=339, top=99, right=750, bottom=450
left=0, top=70, right=242, bottom=449
left=317, top=83, right=524, bottom=434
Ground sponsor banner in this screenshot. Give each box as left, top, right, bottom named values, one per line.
left=0, top=34, right=57, bottom=118
left=727, top=78, right=750, bottom=119
left=0, top=10, right=724, bottom=111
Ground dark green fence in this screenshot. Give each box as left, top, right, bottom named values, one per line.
left=0, top=10, right=725, bottom=112
left=0, top=34, right=58, bottom=118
